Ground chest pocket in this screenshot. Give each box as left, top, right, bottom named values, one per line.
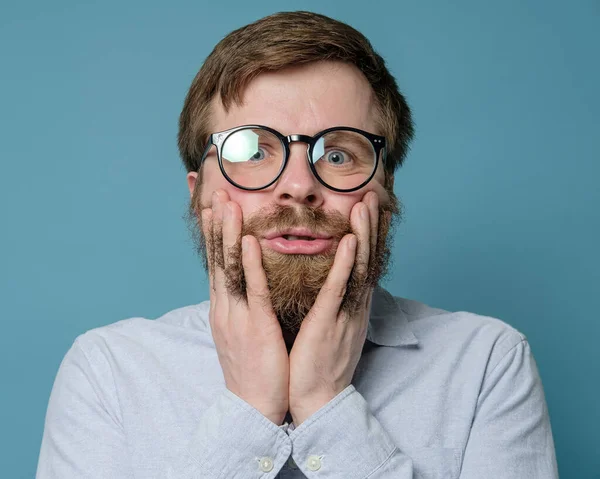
left=411, top=447, right=462, bottom=479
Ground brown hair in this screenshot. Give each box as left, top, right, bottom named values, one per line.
left=177, top=11, right=414, bottom=188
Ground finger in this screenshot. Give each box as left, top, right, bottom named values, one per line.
left=350, top=201, right=370, bottom=284
left=365, top=191, right=379, bottom=258
left=309, top=234, right=357, bottom=320
left=241, top=235, right=272, bottom=315
left=222, top=200, right=242, bottom=270
left=202, top=208, right=220, bottom=330
left=201, top=208, right=216, bottom=302
left=222, top=200, right=244, bottom=304
left=211, top=190, right=230, bottom=296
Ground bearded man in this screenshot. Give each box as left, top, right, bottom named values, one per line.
left=37, top=11, right=558, bottom=479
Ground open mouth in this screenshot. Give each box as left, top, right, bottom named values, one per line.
left=282, top=235, right=316, bottom=241
left=263, top=230, right=333, bottom=254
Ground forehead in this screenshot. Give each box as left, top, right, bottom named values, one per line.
left=210, top=61, right=379, bottom=136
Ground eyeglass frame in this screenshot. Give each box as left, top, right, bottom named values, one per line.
left=199, top=124, right=388, bottom=193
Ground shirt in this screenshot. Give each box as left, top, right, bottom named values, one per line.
left=36, top=286, right=558, bottom=478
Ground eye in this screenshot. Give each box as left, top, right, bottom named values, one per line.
left=249, top=147, right=266, bottom=161
left=326, top=150, right=348, bottom=165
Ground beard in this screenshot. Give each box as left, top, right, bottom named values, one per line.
left=187, top=191, right=402, bottom=337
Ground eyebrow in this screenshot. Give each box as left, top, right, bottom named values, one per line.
left=321, top=131, right=373, bottom=154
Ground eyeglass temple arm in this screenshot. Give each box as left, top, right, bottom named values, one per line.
left=198, top=137, right=214, bottom=169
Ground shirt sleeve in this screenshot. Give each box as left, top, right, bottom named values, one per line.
left=459, top=338, right=559, bottom=478
left=287, top=386, right=414, bottom=478
left=286, top=339, right=558, bottom=479
left=36, top=339, right=292, bottom=479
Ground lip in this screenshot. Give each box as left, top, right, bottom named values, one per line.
left=263, top=237, right=334, bottom=254
left=261, top=228, right=336, bottom=255
left=263, top=228, right=332, bottom=241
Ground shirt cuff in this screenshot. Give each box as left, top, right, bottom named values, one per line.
left=185, top=389, right=292, bottom=478
left=288, top=385, right=409, bottom=478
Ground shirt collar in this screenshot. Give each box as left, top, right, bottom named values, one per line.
left=367, top=286, right=419, bottom=347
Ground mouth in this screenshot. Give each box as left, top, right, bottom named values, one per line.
left=262, top=228, right=334, bottom=254
left=264, top=228, right=332, bottom=241
left=281, top=234, right=317, bottom=241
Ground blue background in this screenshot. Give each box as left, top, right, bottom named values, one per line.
left=1, top=1, right=598, bottom=477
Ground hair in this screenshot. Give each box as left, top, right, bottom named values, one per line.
left=177, top=11, right=414, bottom=191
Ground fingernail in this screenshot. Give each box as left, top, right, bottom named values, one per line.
left=224, top=203, right=231, bottom=219
left=242, top=236, right=248, bottom=252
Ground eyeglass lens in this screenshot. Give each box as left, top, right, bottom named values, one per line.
left=220, top=128, right=377, bottom=190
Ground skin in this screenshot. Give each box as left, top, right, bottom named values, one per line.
left=186, top=61, right=392, bottom=426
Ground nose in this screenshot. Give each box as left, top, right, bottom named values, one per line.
left=272, top=143, right=324, bottom=208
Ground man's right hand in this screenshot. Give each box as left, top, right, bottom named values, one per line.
left=202, top=190, right=290, bottom=426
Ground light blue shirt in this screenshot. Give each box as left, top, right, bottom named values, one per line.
left=36, top=287, right=558, bottom=478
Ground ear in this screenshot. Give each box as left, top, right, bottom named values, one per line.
left=186, top=171, right=198, bottom=198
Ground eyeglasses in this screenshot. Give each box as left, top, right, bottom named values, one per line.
left=199, top=125, right=387, bottom=192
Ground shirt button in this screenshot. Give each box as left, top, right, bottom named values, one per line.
left=288, top=456, right=298, bottom=469
left=259, top=457, right=274, bottom=472
left=307, top=455, right=322, bottom=471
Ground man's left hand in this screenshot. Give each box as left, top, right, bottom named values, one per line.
left=288, top=191, right=379, bottom=426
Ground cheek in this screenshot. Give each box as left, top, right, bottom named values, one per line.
left=199, top=164, right=270, bottom=218
left=370, top=166, right=392, bottom=204
left=227, top=190, right=267, bottom=219
left=321, top=175, right=390, bottom=214
left=372, top=162, right=389, bottom=193
left=322, top=193, right=358, bottom=217
left=198, top=162, right=234, bottom=208
left=199, top=159, right=390, bottom=216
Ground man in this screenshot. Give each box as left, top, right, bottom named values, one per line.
left=37, top=11, right=558, bottom=479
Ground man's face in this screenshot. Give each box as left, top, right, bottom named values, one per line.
left=187, top=61, right=399, bottom=336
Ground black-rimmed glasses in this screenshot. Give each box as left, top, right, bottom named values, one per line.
left=199, top=125, right=387, bottom=192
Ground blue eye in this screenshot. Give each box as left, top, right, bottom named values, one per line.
left=326, top=150, right=347, bottom=165
left=249, top=148, right=266, bottom=161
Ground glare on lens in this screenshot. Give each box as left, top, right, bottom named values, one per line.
left=222, top=130, right=259, bottom=163
left=313, top=137, right=325, bottom=165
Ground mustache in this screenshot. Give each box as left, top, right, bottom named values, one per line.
left=240, top=204, right=353, bottom=240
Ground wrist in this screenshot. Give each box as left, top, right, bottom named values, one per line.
left=290, top=397, right=331, bottom=426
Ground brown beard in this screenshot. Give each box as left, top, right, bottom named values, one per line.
left=188, top=195, right=401, bottom=338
